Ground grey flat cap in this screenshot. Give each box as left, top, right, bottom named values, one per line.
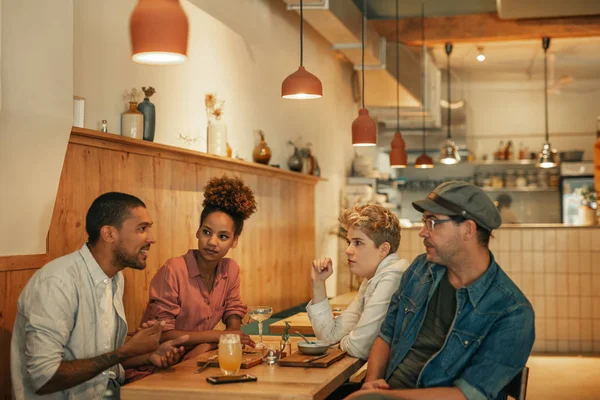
left=412, top=181, right=501, bottom=232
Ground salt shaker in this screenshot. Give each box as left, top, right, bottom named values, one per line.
left=101, top=120, right=108, bottom=133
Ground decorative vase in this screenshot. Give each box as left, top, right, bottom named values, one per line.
left=287, top=144, right=303, bottom=172
left=121, top=101, right=144, bottom=139
left=578, top=206, right=596, bottom=225
left=252, top=130, right=271, bottom=164
left=137, top=97, right=155, bottom=141
left=207, top=120, right=228, bottom=156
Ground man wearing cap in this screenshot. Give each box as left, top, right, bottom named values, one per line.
left=347, top=181, right=535, bottom=400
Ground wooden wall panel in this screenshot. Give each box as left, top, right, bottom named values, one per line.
left=1, top=128, right=319, bottom=399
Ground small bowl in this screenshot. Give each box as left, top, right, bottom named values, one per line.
left=297, top=340, right=329, bottom=355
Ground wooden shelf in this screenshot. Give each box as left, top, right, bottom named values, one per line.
left=71, top=127, right=323, bottom=185
left=481, top=187, right=558, bottom=192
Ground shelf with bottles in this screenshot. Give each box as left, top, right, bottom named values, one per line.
left=481, top=187, right=558, bottom=193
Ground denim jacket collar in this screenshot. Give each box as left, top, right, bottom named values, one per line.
left=429, top=251, right=498, bottom=308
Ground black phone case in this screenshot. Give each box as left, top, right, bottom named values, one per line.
left=206, top=374, right=257, bottom=385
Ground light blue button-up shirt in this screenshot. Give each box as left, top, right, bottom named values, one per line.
left=11, top=243, right=128, bottom=399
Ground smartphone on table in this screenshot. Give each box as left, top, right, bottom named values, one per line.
left=206, top=374, right=258, bottom=385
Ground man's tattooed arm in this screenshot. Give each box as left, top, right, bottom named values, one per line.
left=35, top=350, right=126, bottom=395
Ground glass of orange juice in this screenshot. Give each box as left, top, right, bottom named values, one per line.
left=218, top=334, right=242, bottom=376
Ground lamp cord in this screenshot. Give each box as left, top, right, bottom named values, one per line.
left=446, top=44, right=451, bottom=139
left=300, top=0, right=303, bottom=67
left=544, top=39, right=549, bottom=142
left=361, top=0, right=366, bottom=109
left=421, top=2, right=426, bottom=153
left=396, top=0, right=399, bottom=133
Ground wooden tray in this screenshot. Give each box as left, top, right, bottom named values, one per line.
left=196, top=349, right=264, bottom=369
left=278, top=349, right=345, bottom=368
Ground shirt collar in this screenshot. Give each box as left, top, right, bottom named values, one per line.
left=80, top=243, right=111, bottom=286
left=429, top=251, right=498, bottom=308
left=184, top=250, right=229, bottom=279
left=369, top=253, right=401, bottom=282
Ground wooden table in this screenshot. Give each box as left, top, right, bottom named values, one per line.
left=121, top=336, right=364, bottom=400
left=269, top=312, right=313, bottom=335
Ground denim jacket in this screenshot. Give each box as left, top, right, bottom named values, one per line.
left=380, top=252, right=535, bottom=400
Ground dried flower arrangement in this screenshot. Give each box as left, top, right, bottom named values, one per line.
left=205, top=93, right=225, bottom=122
left=124, top=88, right=140, bottom=103
left=142, top=86, right=156, bottom=98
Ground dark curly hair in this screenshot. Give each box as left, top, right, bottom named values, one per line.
left=200, top=175, right=257, bottom=236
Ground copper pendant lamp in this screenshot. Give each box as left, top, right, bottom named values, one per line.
left=537, top=37, right=559, bottom=169
left=390, top=0, right=407, bottom=167
left=130, top=0, right=189, bottom=65
left=352, top=0, right=376, bottom=147
left=415, top=3, right=433, bottom=168
left=439, top=42, right=461, bottom=165
left=281, top=0, right=323, bottom=99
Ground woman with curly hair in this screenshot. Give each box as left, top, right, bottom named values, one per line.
left=138, top=175, right=257, bottom=360
left=307, top=204, right=409, bottom=361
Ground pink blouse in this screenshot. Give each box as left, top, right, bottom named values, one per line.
left=140, top=250, right=247, bottom=331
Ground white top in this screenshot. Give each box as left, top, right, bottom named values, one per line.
left=306, top=254, right=409, bottom=360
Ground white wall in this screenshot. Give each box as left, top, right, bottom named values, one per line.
left=0, top=0, right=73, bottom=256
left=458, top=72, right=599, bottom=160
left=74, top=0, right=358, bottom=295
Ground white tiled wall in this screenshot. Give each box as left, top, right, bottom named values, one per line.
left=397, top=225, right=600, bottom=355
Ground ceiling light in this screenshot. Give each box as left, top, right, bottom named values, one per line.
left=352, top=0, right=376, bottom=146
left=281, top=0, right=323, bottom=99
left=476, top=46, right=485, bottom=62
left=130, top=0, right=189, bottom=65
left=414, top=2, right=433, bottom=169
left=440, top=42, right=461, bottom=165
left=537, top=37, right=559, bottom=169
left=389, top=0, right=407, bottom=168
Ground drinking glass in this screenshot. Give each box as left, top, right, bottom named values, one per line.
left=218, top=334, right=242, bottom=376
left=248, top=306, right=273, bottom=348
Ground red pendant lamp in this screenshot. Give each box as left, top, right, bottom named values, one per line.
left=352, top=0, right=377, bottom=147
left=130, top=0, right=189, bottom=65
left=389, top=0, right=407, bottom=168
left=281, top=0, right=323, bottom=99
left=414, top=3, right=433, bottom=168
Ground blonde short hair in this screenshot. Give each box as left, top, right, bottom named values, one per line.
left=338, top=204, right=401, bottom=254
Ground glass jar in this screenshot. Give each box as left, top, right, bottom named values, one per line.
left=537, top=170, right=549, bottom=188
left=516, top=170, right=527, bottom=187
left=527, top=171, right=538, bottom=187
left=549, top=172, right=560, bottom=188
left=491, top=174, right=504, bottom=188
left=505, top=170, right=517, bottom=188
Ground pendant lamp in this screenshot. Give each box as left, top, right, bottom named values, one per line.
left=537, top=37, right=560, bottom=169
left=352, top=0, right=377, bottom=147
left=390, top=0, right=407, bottom=168
left=415, top=3, right=433, bottom=168
left=439, top=42, right=461, bottom=165
left=130, top=0, right=189, bottom=65
left=281, top=0, right=323, bottom=99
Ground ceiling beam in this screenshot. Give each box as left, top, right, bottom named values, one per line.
left=373, top=13, right=600, bottom=45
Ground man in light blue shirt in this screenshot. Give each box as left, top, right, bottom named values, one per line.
left=11, top=192, right=188, bottom=399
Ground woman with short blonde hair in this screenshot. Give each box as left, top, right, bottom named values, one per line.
left=307, top=204, right=409, bottom=360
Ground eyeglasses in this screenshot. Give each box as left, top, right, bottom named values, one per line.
left=421, top=217, right=453, bottom=232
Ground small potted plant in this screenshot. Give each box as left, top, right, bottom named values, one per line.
left=280, top=321, right=292, bottom=358
left=574, top=185, right=597, bottom=225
